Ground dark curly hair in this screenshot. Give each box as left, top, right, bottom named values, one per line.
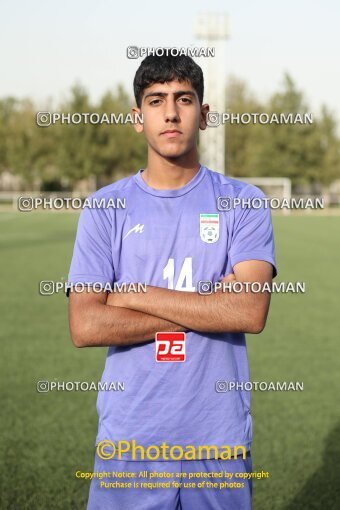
left=133, top=53, right=204, bottom=107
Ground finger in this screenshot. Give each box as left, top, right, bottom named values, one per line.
left=221, top=273, right=236, bottom=283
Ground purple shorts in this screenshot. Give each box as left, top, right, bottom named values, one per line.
left=87, top=452, right=252, bottom=510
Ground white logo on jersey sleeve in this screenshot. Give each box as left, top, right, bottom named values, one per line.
left=123, top=223, right=144, bottom=240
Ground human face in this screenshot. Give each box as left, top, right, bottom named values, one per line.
left=133, top=80, right=208, bottom=160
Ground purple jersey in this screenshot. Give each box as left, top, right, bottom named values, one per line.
left=68, top=165, right=277, bottom=460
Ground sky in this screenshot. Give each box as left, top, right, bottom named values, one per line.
left=0, top=0, right=339, bottom=119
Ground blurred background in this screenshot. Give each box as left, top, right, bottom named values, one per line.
left=0, top=1, right=339, bottom=509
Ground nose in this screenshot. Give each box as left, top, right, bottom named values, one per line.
left=164, top=98, right=179, bottom=123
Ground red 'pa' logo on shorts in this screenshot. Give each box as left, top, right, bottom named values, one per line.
left=155, top=332, right=186, bottom=362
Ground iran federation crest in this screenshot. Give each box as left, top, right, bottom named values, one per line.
left=200, top=213, right=220, bottom=243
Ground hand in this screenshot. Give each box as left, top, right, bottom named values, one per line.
left=220, top=272, right=236, bottom=283
left=217, top=273, right=237, bottom=293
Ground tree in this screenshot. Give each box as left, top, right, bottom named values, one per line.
left=224, top=73, right=340, bottom=188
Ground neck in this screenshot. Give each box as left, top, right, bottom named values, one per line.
left=142, top=147, right=201, bottom=190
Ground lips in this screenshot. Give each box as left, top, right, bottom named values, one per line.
left=161, top=129, right=182, bottom=138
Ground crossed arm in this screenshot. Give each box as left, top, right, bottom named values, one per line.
left=68, top=260, right=273, bottom=347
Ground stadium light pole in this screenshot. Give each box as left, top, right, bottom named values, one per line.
left=194, top=13, right=229, bottom=174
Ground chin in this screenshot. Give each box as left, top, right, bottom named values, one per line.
left=158, top=145, right=190, bottom=159
left=163, top=154, right=188, bottom=162
left=162, top=151, right=185, bottom=159
left=150, top=139, right=193, bottom=160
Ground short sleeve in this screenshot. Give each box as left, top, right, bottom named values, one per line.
left=67, top=205, right=115, bottom=295
left=229, top=186, right=277, bottom=278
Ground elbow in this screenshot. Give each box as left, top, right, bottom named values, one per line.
left=69, top=321, right=121, bottom=347
left=69, top=319, right=93, bottom=348
left=70, top=328, right=89, bottom=348
left=246, top=298, right=270, bottom=334
left=248, top=314, right=267, bottom=334
left=68, top=297, right=106, bottom=347
left=71, top=333, right=87, bottom=348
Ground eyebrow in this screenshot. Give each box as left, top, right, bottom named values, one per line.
left=143, top=90, right=196, bottom=100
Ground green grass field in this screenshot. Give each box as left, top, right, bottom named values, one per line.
left=0, top=212, right=339, bottom=509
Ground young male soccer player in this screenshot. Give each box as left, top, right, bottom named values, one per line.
left=67, top=54, right=277, bottom=510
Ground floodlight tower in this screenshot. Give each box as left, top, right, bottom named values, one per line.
left=194, top=13, right=229, bottom=174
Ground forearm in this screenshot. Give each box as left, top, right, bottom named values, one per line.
left=119, top=286, right=270, bottom=334
left=70, top=299, right=188, bottom=347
